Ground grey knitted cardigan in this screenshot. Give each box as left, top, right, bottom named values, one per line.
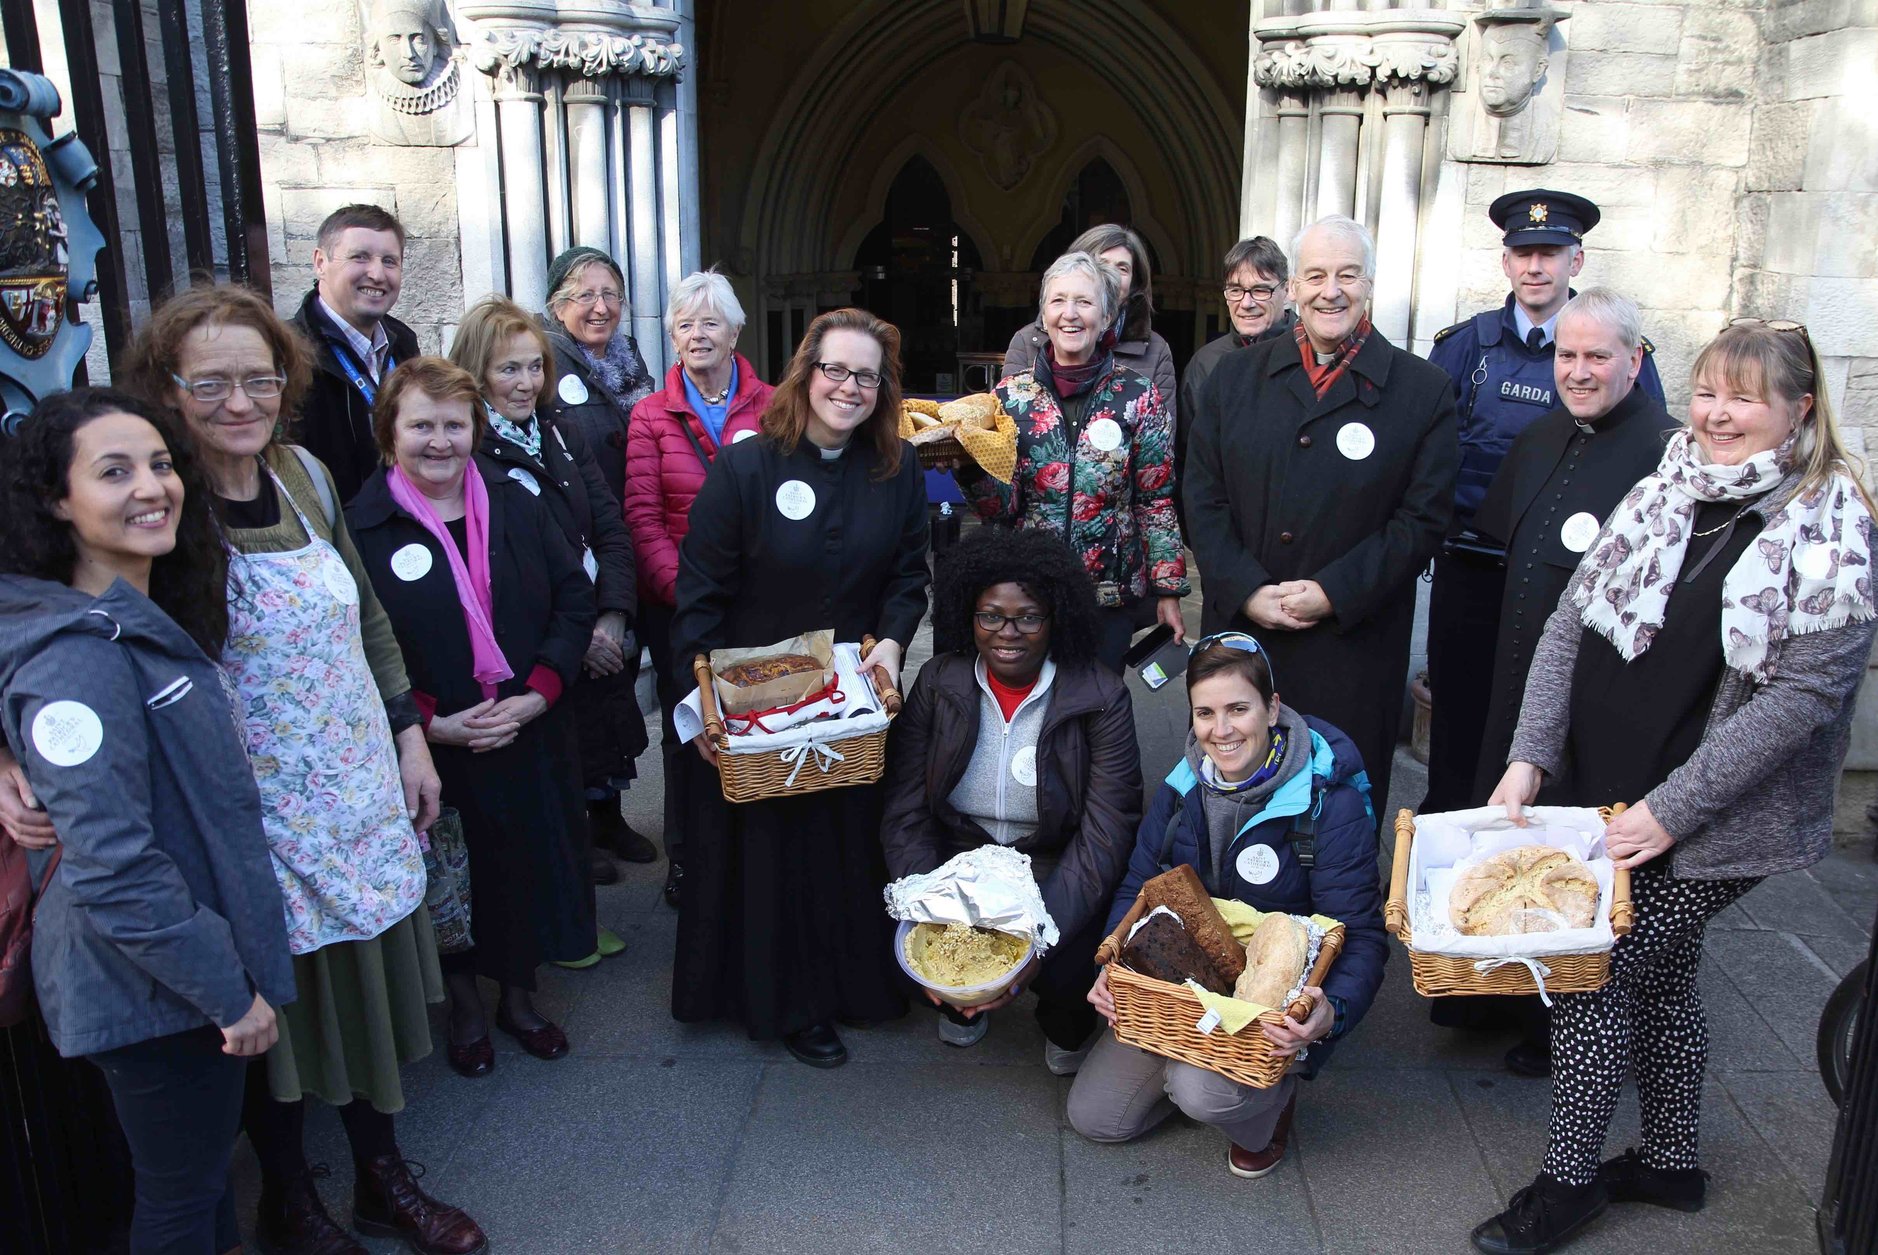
left=1508, top=469, right=1877, bottom=880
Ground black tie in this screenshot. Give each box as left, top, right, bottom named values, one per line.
left=1526, top=328, right=1547, bottom=353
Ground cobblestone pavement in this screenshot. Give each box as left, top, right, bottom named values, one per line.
left=238, top=594, right=1877, bottom=1253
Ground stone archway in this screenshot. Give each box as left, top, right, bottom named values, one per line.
left=731, top=0, right=1243, bottom=373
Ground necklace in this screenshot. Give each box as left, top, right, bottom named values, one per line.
left=1692, top=502, right=1753, bottom=538
left=702, top=388, right=729, bottom=405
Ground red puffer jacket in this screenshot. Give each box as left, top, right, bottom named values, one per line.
left=623, top=356, right=773, bottom=606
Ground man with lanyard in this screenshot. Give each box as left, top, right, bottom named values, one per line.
left=1420, top=190, right=1664, bottom=814
left=291, top=203, right=421, bottom=503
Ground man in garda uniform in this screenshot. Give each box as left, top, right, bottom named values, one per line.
left=1458, top=288, right=1675, bottom=1079
left=290, top=203, right=421, bottom=504
left=1419, top=190, right=1663, bottom=813
left=1176, top=236, right=1296, bottom=537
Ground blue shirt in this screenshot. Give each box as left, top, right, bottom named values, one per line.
left=682, top=360, right=738, bottom=446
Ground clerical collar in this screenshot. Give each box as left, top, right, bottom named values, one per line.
left=1578, top=382, right=1648, bottom=434
left=316, top=294, right=392, bottom=381
left=1512, top=301, right=1559, bottom=350
left=818, top=443, right=846, bottom=460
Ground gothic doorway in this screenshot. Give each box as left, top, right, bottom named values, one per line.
left=851, top=156, right=985, bottom=394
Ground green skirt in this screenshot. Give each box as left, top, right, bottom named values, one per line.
left=264, top=906, right=444, bottom=1112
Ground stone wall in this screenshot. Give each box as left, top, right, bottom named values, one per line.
left=247, top=0, right=466, bottom=351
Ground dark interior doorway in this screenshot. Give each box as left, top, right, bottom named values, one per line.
left=852, top=156, right=984, bottom=394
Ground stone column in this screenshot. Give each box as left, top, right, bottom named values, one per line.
left=1368, top=25, right=1461, bottom=343
left=1315, top=86, right=1366, bottom=221
left=492, top=63, right=549, bottom=304
left=563, top=78, right=611, bottom=251
left=625, top=93, right=663, bottom=355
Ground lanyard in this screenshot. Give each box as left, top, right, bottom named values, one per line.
left=331, top=336, right=392, bottom=406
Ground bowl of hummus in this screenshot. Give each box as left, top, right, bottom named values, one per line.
left=895, top=920, right=1032, bottom=1009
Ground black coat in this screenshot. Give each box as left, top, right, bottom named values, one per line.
left=1469, top=386, right=1675, bottom=798
left=672, top=435, right=930, bottom=667
left=879, top=653, right=1142, bottom=943
left=1183, top=329, right=1458, bottom=810
left=346, top=460, right=598, bottom=981
left=481, top=413, right=637, bottom=619
left=540, top=323, right=654, bottom=508
left=290, top=288, right=420, bottom=506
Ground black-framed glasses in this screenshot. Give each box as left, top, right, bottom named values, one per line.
left=1224, top=283, right=1279, bottom=304
left=814, top=362, right=883, bottom=389
left=974, top=610, right=1050, bottom=634
left=170, top=373, right=287, bottom=402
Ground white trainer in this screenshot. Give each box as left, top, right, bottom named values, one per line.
left=1044, top=1039, right=1092, bottom=1075
left=938, top=1015, right=989, bottom=1048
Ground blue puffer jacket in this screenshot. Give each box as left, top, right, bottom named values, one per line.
left=1105, top=716, right=1388, bottom=1071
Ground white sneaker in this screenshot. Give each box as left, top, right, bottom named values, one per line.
left=1044, top=1039, right=1093, bottom=1075
left=938, top=1014, right=988, bottom=1048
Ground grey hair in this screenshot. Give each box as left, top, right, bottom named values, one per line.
left=548, top=255, right=625, bottom=310
left=1289, top=215, right=1376, bottom=280
left=1222, top=236, right=1288, bottom=285
left=663, top=268, right=746, bottom=336
left=1037, top=251, right=1123, bottom=330
left=1557, top=287, right=1642, bottom=352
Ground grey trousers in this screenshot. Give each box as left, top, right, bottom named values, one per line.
left=1066, top=1030, right=1296, bottom=1150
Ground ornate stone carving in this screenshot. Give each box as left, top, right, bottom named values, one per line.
left=363, top=0, right=472, bottom=146
left=472, top=27, right=685, bottom=80
left=1448, top=1, right=1570, bottom=165
left=1252, top=32, right=1457, bottom=91
left=958, top=62, right=1057, bottom=192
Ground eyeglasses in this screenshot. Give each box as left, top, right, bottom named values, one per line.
left=1189, top=630, right=1276, bottom=684
left=566, top=289, right=623, bottom=309
left=973, top=611, right=1050, bottom=634
left=813, top=362, right=883, bottom=389
left=1224, top=283, right=1279, bottom=304
left=170, top=373, right=287, bottom=402
left=1728, top=317, right=1809, bottom=337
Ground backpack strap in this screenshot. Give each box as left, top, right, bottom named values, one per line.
left=1285, top=790, right=1320, bottom=870
left=1157, top=795, right=1187, bottom=871
left=288, top=444, right=338, bottom=531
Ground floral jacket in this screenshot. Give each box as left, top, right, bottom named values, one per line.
left=962, top=365, right=1187, bottom=607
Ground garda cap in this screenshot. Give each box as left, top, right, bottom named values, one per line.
left=1490, top=189, right=1600, bottom=248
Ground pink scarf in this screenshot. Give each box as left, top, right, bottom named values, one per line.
left=387, top=464, right=514, bottom=698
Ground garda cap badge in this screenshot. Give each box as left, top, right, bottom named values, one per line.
left=1528, top=202, right=1548, bottom=223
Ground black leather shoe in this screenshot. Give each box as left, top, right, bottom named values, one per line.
left=783, top=1022, right=848, bottom=1069
left=494, top=1009, right=570, bottom=1060
left=1504, top=1037, right=1552, bottom=1078
left=589, top=850, right=620, bottom=885
left=663, top=861, right=684, bottom=909
left=590, top=803, right=660, bottom=864
left=1598, top=1148, right=1707, bottom=1212
left=1472, top=1174, right=1608, bottom=1254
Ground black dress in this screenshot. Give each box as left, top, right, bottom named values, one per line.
left=670, top=435, right=930, bottom=1038
left=346, top=460, right=598, bottom=987
left=1556, top=496, right=1766, bottom=806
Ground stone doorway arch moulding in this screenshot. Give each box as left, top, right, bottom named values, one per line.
left=739, top=0, right=1241, bottom=367
left=1244, top=5, right=1465, bottom=346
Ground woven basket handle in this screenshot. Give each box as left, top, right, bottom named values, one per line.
left=1601, top=802, right=1636, bottom=936
left=1384, top=808, right=1414, bottom=939
left=858, top=635, right=903, bottom=716
left=691, top=654, right=730, bottom=750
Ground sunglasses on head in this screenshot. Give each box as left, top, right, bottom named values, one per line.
left=1188, top=631, right=1276, bottom=686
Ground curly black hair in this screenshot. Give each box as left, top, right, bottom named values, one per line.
left=0, top=388, right=230, bottom=657
left=931, top=526, right=1102, bottom=664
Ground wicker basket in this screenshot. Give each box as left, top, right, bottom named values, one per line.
left=692, top=636, right=902, bottom=804
left=913, top=435, right=967, bottom=469
left=1093, top=871, right=1348, bottom=1089
left=1383, top=807, right=1635, bottom=997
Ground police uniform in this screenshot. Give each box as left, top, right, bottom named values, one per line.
left=1420, top=189, right=1664, bottom=812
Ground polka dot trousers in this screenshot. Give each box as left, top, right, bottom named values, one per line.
left=1542, top=861, right=1761, bottom=1186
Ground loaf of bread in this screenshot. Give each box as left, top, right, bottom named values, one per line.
left=717, top=653, right=823, bottom=688
left=905, top=397, right=944, bottom=419
left=1121, top=910, right=1232, bottom=995
left=1449, top=844, right=1599, bottom=936
left=939, top=392, right=1001, bottom=431
left=1233, top=913, right=1310, bottom=1008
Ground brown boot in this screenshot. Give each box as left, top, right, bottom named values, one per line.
left=351, top=1154, right=487, bottom=1254
left=255, top=1170, right=366, bottom=1255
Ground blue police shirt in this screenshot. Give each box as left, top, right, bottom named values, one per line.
left=1427, top=294, right=1664, bottom=525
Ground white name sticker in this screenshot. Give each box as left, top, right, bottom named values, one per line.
left=1560, top=512, right=1601, bottom=553
left=1336, top=422, right=1375, bottom=461
left=322, top=556, right=359, bottom=606
left=775, top=480, right=816, bottom=520
left=731, top=429, right=756, bottom=444
left=1010, top=745, right=1038, bottom=787
left=1236, top=844, right=1280, bottom=885
left=581, top=546, right=599, bottom=583
left=391, top=543, right=433, bottom=582
left=558, top=374, right=590, bottom=406
left=1086, top=417, right=1124, bottom=453
left=509, top=467, right=541, bottom=496
left=1795, top=543, right=1835, bottom=581
left=32, top=700, right=103, bottom=767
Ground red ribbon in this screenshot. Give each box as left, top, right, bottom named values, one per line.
left=725, top=675, right=846, bottom=736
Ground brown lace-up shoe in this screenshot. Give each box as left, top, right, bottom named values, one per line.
left=1228, top=1091, right=1297, bottom=1179
left=255, top=1169, right=366, bottom=1255
left=352, top=1155, right=487, bottom=1255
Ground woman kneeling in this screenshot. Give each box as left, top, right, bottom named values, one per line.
left=1067, top=635, right=1388, bottom=1177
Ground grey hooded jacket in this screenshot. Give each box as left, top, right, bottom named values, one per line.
left=0, top=575, right=293, bottom=1056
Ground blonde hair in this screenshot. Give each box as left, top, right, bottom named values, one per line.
left=448, top=294, right=558, bottom=409
left=1691, top=322, right=1872, bottom=513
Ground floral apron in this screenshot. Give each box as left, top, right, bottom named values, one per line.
left=223, top=465, right=425, bottom=955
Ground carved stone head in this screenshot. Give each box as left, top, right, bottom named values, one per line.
left=1477, top=22, right=1548, bottom=116
left=366, top=0, right=453, bottom=88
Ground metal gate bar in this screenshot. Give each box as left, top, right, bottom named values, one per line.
left=155, top=0, right=212, bottom=274
left=111, top=0, right=175, bottom=304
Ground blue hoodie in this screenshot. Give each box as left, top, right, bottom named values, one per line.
left=1105, top=714, right=1388, bottom=1071
left=0, top=574, right=293, bottom=1056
